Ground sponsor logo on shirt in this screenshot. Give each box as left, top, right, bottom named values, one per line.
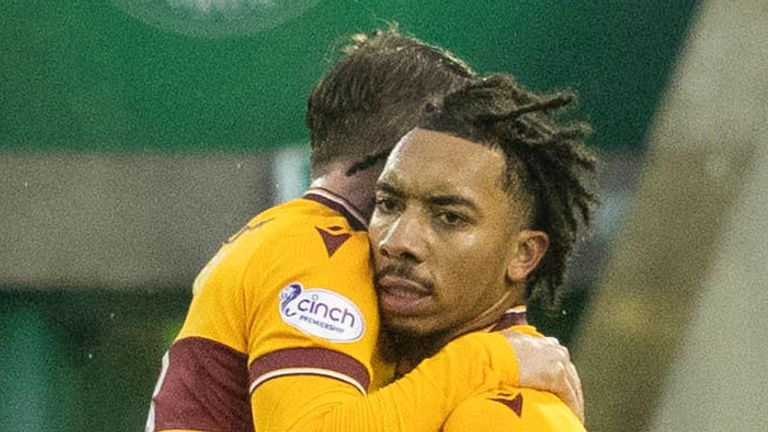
left=279, top=283, right=365, bottom=342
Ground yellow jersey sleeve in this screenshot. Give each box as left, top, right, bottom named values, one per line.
left=149, top=198, right=384, bottom=431
left=442, top=386, right=586, bottom=432
left=252, top=331, right=522, bottom=432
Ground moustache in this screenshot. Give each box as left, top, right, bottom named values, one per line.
left=374, top=264, right=434, bottom=293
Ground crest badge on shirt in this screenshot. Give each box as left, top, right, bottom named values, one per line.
left=279, top=282, right=365, bottom=342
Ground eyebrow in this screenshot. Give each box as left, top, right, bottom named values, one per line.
left=375, top=181, right=403, bottom=198
left=427, top=195, right=480, bottom=213
left=377, top=181, right=480, bottom=213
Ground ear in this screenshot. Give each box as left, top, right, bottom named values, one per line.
left=506, top=230, right=549, bottom=282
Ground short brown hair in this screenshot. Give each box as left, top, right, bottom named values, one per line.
left=306, top=28, right=474, bottom=177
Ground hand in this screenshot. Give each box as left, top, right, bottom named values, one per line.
left=502, top=330, right=584, bottom=423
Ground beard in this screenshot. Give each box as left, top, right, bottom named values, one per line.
left=378, top=321, right=452, bottom=374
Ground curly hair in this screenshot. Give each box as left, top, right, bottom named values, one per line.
left=306, top=27, right=474, bottom=177
left=421, top=74, right=599, bottom=313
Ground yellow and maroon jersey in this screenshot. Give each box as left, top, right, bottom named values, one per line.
left=147, top=189, right=392, bottom=431
left=443, top=308, right=585, bottom=432
left=147, top=188, right=528, bottom=432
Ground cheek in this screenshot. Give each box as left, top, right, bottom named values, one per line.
left=367, top=218, right=387, bottom=246
left=441, top=236, right=509, bottom=284
left=440, top=240, right=500, bottom=284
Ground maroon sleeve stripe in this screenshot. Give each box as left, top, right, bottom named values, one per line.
left=249, top=347, right=371, bottom=395
left=149, top=337, right=253, bottom=432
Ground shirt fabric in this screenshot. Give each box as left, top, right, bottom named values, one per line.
left=146, top=189, right=521, bottom=432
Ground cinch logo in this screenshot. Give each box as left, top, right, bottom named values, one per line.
left=279, top=283, right=365, bottom=343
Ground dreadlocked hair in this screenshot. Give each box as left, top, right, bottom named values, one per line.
left=421, top=74, right=599, bottom=314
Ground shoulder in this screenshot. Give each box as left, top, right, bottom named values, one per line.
left=444, top=387, right=585, bottom=432
left=232, top=198, right=378, bottom=344
left=233, top=198, right=368, bottom=263
left=195, top=199, right=367, bottom=288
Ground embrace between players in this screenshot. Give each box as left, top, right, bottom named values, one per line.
left=147, top=28, right=598, bottom=432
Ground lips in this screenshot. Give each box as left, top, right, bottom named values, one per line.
left=375, top=272, right=433, bottom=316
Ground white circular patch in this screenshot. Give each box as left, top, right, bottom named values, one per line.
left=111, top=0, right=321, bottom=38
left=279, top=283, right=365, bottom=343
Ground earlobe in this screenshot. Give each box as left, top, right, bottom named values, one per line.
left=506, top=230, right=549, bottom=282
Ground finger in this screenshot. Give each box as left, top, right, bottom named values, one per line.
left=562, top=357, right=584, bottom=422
left=559, top=364, right=581, bottom=422
left=540, top=337, right=583, bottom=422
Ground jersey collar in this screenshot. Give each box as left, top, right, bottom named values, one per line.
left=303, top=188, right=368, bottom=231
left=488, top=306, right=528, bottom=331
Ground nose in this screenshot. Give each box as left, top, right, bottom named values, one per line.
left=377, top=212, right=425, bottom=263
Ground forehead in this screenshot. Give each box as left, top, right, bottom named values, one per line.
left=380, top=128, right=507, bottom=198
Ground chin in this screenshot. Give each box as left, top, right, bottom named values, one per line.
left=381, top=313, right=432, bottom=337
left=384, top=323, right=425, bottom=339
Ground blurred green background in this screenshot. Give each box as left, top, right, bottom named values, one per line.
left=2, top=0, right=698, bottom=153
left=1, top=1, right=700, bottom=431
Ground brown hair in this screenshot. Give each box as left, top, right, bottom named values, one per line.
left=306, top=28, right=474, bottom=177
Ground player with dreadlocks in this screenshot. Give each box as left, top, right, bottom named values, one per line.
left=369, top=73, right=598, bottom=430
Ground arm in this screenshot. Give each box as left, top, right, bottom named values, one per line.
left=250, top=329, right=584, bottom=432
left=148, top=211, right=580, bottom=431
left=251, top=331, right=519, bottom=432
left=148, top=328, right=580, bottom=432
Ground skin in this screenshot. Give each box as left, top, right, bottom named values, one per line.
left=309, top=155, right=386, bottom=219
left=369, top=128, right=549, bottom=349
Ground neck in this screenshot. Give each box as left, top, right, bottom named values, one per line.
left=380, top=328, right=449, bottom=378
left=309, top=164, right=381, bottom=221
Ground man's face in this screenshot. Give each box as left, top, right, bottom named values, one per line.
left=369, top=128, right=525, bottom=338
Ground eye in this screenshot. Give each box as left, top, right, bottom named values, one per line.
left=436, top=211, right=468, bottom=228
left=375, top=196, right=399, bottom=214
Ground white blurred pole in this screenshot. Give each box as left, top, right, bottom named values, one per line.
left=647, top=123, right=768, bottom=432
left=272, top=145, right=310, bottom=203
left=573, top=1, right=768, bottom=431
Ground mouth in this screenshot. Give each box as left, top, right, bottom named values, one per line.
left=375, top=273, right=433, bottom=317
